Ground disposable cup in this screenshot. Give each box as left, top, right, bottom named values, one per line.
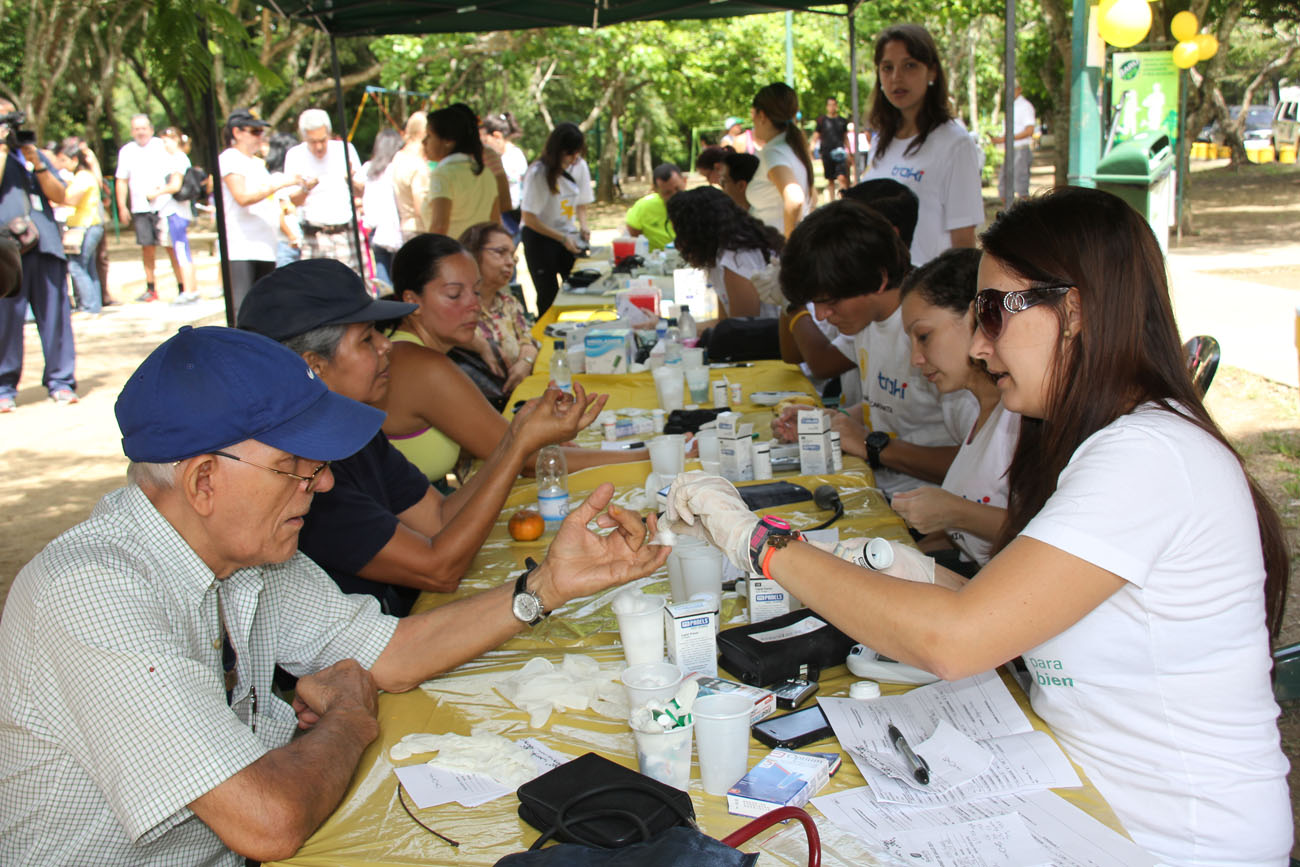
left=693, top=694, right=753, bottom=795
left=694, top=430, right=720, bottom=463
left=615, top=595, right=667, bottom=666
left=634, top=722, right=695, bottom=790
left=699, top=459, right=721, bottom=475
left=620, top=662, right=685, bottom=710
left=647, top=434, right=685, bottom=478
left=685, top=366, right=710, bottom=403
left=682, top=347, right=705, bottom=369
left=666, top=535, right=708, bottom=604
left=678, top=545, right=724, bottom=605
left=652, top=366, right=684, bottom=412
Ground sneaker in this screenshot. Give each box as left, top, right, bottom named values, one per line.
left=171, top=292, right=200, bottom=306
left=0, top=396, right=14, bottom=413
left=135, top=288, right=158, bottom=303
left=50, top=389, right=79, bottom=405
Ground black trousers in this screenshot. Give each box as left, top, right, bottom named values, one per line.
left=521, top=226, right=574, bottom=317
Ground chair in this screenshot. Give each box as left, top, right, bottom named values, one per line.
left=1183, top=335, right=1221, bottom=395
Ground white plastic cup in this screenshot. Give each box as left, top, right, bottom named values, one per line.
left=615, top=595, right=667, bottom=666
left=652, top=366, right=685, bottom=412
left=699, top=458, right=721, bottom=475
left=682, top=347, right=705, bottom=369
left=647, top=434, right=686, bottom=478
left=620, top=662, right=686, bottom=710
left=677, top=545, right=724, bottom=605
left=694, top=430, right=720, bottom=463
left=693, top=694, right=753, bottom=795
left=684, top=366, right=710, bottom=403
left=634, top=722, right=695, bottom=790
left=666, top=535, right=707, bottom=604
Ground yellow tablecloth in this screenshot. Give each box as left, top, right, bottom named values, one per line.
left=267, top=457, right=1127, bottom=867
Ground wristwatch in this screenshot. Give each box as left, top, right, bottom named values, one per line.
left=747, top=515, right=802, bottom=575
left=865, top=431, right=892, bottom=471
left=511, top=558, right=547, bottom=626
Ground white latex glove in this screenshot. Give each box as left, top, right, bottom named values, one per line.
left=809, top=537, right=936, bottom=584
left=664, top=471, right=758, bottom=571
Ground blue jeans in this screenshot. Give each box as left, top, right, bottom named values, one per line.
left=0, top=251, right=74, bottom=399
left=372, top=246, right=394, bottom=290
left=67, top=223, right=104, bottom=313
left=275, top=240, right=301, bottom=268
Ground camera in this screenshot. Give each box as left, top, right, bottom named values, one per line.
left=0, top=110, right=31, bottom=150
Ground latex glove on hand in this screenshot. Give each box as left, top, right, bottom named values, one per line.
left=809, top=536, right=935, bottom=584
left=664, top=471, right=757, bottom=571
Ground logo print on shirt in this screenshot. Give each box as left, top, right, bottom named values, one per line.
left=891, top=166, right=924, bottom=183
left=878, top=371, right=908, bottom=399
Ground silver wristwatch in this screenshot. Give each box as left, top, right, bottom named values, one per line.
left=511, top=559, right=546, bottom=626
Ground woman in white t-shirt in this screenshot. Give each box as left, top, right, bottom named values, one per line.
left=425, top=105, right=499, bottom=241
left=746, top=82, right=813, bottom=238
left=863, top=24, right=983, bottom=266
left=150, top=127, right=199, bottom=304
left=360, top=128, right=404, bottom=290
left=480, top=113, right=529, bottom=238
left=665, top=186, right=784, bottom=323
left=891, top=247, right=1017, bottom=574
left=671, top=187, right=1291, bottom=865
left=520, top=122, right=592, bottom=316
left=218, top=109, right=301, bottom=311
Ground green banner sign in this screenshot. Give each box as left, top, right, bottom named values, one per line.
left=1111, top=50, right=1180, bottom=148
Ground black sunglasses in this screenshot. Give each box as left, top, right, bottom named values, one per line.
left=975, top=284, right=1072, bottom=340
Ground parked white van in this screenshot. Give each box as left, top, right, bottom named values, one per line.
left=1273, top=86, right=1300, bottom=152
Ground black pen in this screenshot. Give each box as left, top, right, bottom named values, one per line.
left=887, top=722, right=930, bottom=785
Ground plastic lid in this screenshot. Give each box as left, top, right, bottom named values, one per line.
left=849, top=680, right=881, bottom=700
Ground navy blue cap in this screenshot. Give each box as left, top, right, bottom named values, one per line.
left=236, top=258, right=416, bottom=341
left=116, top=325, right=384, bottom=463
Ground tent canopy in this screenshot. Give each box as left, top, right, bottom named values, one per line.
left=268, top=0, right=847, bottom=36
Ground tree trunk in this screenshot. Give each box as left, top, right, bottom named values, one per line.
left=967, top=22, right=980, bottom=137
left=1038, top=0, right=1074, bottom=186
left=598, top=112, right=621, bottom=202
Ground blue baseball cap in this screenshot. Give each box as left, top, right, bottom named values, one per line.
left=116, top=325, right=384, bottom=463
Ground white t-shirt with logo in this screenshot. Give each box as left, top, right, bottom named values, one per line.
left=283, top=139, right=361, bottom=226
left=115, top=138, right=169, bottom=214
left=850, top=306, right=976, bottom=496
left=940, top=401, right=1019, bottom=565
left=864, top=120, right=984, bottom=267
left=219, top=147, right=278, bottom=262
left=1020, top=403, right=1290, bottom=865
left=748, top=131, right=810, bottom=232
left=520, top=159, right=594, bottom=237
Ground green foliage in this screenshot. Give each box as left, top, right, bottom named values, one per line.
left=145, top=0, right=281, bottom=104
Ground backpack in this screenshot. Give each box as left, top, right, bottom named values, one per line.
left=174, top=166, right=209, bottom=202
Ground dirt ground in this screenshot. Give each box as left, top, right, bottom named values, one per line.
left=1, top=156, right=1299, bottom=850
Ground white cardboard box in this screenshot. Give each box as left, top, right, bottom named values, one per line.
left=798, top=432, right=832, bottom=475
left=796, top=408, right=829, bottom=435
left=664, top=599, right=718, bottom=677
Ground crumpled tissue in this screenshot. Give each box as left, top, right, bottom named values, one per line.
left=389, top=727, right=539, bottom=788
left=494, top=653, right=627, bottom=728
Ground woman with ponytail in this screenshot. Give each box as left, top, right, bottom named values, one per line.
left=747, top=83, right=813, bottom=238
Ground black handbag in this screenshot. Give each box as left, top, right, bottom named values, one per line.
left=718, top=608, right=856, bottom=686
left=516, top=752, right=695, bottom=849
left=700, top=317, right=781, bottom=361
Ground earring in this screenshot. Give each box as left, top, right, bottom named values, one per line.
left=928, top=80, right=935, bottom=87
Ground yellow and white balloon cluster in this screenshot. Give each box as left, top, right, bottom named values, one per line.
left=1096, top=0, right=1220, bottom=67
left=1169, top=11, right=1218, bottom=69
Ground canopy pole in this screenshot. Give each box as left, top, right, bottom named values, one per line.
left=1003, top=0, right=1016, bottom=202
left=199, top=16, right=235, bottom=325
left=329, top=33, right=366, bottom=278
left=848, top=1, right=860, bottom=184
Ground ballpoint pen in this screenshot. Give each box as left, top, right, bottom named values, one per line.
left=887, top=722, right=930, bottom=785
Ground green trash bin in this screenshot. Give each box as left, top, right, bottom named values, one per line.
left=1095, top=131, right=1176, bottom=252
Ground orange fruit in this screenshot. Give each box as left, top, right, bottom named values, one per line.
left=508, top=509, right=545, bottom=541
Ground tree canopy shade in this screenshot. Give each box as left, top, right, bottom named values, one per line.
left=265, top=0, right=851, bottom=37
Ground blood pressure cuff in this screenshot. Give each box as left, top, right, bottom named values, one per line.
left=718, top=609, right=856, bottom=686
left=664, top=407, right=730, bottom=435
left=517, top=752, right=695, bottom=849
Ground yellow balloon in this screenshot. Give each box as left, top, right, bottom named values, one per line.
left=1170, top=10, right=1199, bottom=43
left=1173, top=40, right=1199, bottom=68
left=1194, top=32, right=1219, bottom=59
left=1099, top=0, right=1152, bottom=48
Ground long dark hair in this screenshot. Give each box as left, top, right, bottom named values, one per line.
left=265, top=133, right=297, bottom=174
left=391, top=233, right=468, bottom=300
left=429, top=105, right=484, bottom=175
left=779, top=199, right=910, bottom=306
left=59, top=137, right=92, bottom=172
left=539, top=122, right=585, bottom=194
left=367, top=128, right=403, bottom=180
left=869, top=24, right=954, bottom=163
left=982, top=187, right=1289, bottom=636
left=751, top=83, right=815, bottom=191
left=666, top=187, right=782, bottom=270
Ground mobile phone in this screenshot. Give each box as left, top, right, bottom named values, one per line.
left=771, top=678, right=819, bottom=710
left=751, top=704, right=834, bottom=750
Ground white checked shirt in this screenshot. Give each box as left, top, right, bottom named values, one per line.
left=0, top=485, right=397, bottom=865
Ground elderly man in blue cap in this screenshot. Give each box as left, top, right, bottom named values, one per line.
left=0, top=325, right=668, bottom=865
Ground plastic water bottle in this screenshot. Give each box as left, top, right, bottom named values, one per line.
left=536, top=446, right=569, bottom=527
left=663, top=321, right=682, bottom=365
left=678, top=308, right=697, bottom=343
left=549, top=339, right=572, bottom=393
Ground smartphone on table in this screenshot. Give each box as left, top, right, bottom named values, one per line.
left=751, top=704, right=834, bottom=750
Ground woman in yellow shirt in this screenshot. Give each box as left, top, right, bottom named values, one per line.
left=424, top=106, right=500, bottom=240
left=56, top=139, right=105, bottom=314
